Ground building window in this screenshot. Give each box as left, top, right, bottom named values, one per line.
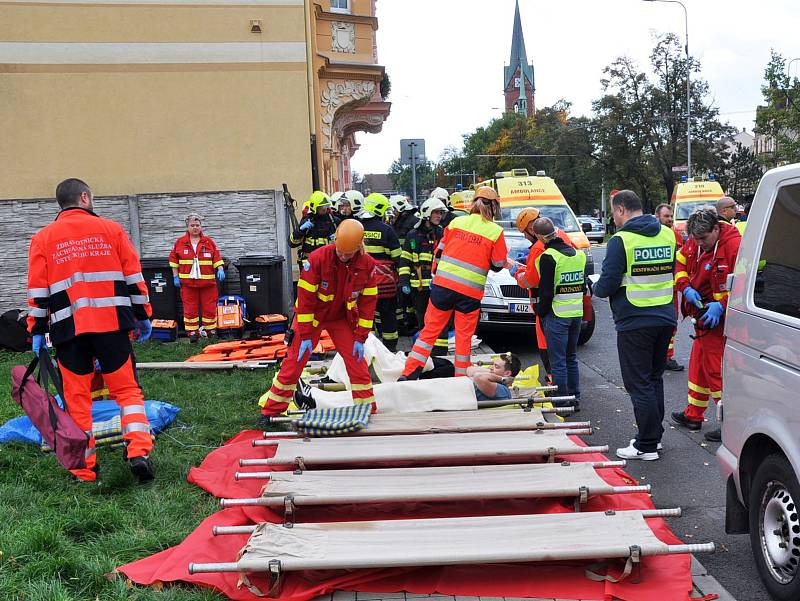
left=753, top=182, right=800, bottom=320
left=330, top=0, right=350, bottom=14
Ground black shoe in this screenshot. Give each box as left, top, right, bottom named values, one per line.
left=129, top=455, right=155, bottom=483
left=704, top=428, right=722, bottom=442
left=293, top=380, right=316, bottom=410
left=256, top=414, right=272, bottom=430
left=671, top=411, right=702, bottom=431
left=665, top=359, right=684, bottom=371
left=188, top=333, right=199, bottom=343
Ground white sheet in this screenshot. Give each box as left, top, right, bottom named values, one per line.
left=309, top=377, right=477, bottom=413
left=325, top=333, right=429, bottom=384
left=254, top=430, right=604, bottom=466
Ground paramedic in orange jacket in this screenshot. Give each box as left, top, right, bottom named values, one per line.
left=401, top=186, right=508, bottom=380
left=169, top=213, right=225, bottom=342
left=511, top=207, right=575, bottom=381
left=258, top=219, right=379, bottom=419
left=670, top=207, right=741, bottom=442
left=27, top=178, right=154, bottom=483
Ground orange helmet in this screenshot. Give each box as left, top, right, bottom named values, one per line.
left=515, top=207, right=540, bottom=233
left=334, top=219, right=364, bottom=253
left=473, top=186, right=499, bottom=202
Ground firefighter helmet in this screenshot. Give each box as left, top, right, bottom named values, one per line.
left=344, top=190, right=364, bottom=213
left=389, top=194, right=413, bottom=214
left=364, top=193, right=390, bottom=217
left=330, top=191, right=347, bottom=210
left=307, top=191, right=331, bottom=213
left=429, top=187, right=450, bottom=202
left=419, top=197, right=447, bottom=220
left=334, top=219, right=364, bottom=253
left=515, top=207, right=541, bottom=233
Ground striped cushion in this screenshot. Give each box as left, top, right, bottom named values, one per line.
left=294, top=404, right=372, bottom=437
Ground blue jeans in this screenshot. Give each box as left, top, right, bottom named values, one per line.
left=542, top=314, right=581, bottom=399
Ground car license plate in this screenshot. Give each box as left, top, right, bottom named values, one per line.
left=510, top=303, right=531, bottom=313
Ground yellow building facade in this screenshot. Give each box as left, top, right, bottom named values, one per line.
left=0, top=0, right=389, bottom=201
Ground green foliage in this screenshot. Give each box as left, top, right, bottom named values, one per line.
left=380, top=72, right=391, bottom=100
left=388, top=158, right=436, bottom=198
left=720, top=142, right=763, bottom=202
left=0, top=341, right=278, bottom=600
left=755, top=50, right=800, bottom=167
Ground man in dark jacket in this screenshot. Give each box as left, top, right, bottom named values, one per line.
left=594, top=190, right=677, bottom=462
left=533, top=218, right=586, bottom=404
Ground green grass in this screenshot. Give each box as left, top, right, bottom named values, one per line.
left=0, top=340, right=276, bottom=600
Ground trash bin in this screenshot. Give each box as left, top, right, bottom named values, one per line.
left=140, top=258, right=179, bottom=321
left=234, top=255, right=285, bottom=319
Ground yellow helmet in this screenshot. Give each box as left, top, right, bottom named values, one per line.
left=307, top=191, right=331, bottom=213
left=364, top=193, right=390, bottom=217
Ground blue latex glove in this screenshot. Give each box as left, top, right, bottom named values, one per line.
left=173, top=275, right=181, bottom=288
left=94, top=359, right=102, bottom=372
left=353, top=341, right=365, bottom=363
left=216, top=268, right=226, bottom=282
left=299, top=220, right=313, bottom=232
left=683, top=286, right=703, bottom=308
left=297, top=339, right=313, bottom=362
left=701, top=301, right=724, bottom=328
left=508, top=263, right=519, bottom=276
left=401, top=285, right=411, bottom=295
left=32, top=334, right=46, bottom=356
left=134, top=319, right=152, bottom=343
left=514, top=250, right=529, bottom=265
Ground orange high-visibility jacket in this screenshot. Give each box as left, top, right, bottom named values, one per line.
left=168, top=233, right=224, bottom=287
left=27, top=207, right=152, bottom=345
left=515, top=229, right=575, bottom=291
left=432, top=214, right=508, bottom=300
left=295, top=244, right=378, bottom=342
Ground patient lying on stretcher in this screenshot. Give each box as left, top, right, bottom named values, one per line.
left=288, top=343, right=524, bottom=414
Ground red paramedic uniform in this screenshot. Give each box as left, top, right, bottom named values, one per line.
left=260, top=244, right=379, bottom=416
left=27, top=207, right=152, bottom=481
left=169, top=233, right=223, bottom=333
left=674, top=222, right=741, bottom=422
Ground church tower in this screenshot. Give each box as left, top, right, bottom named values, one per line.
left=504, top=0, right=535, bottom=117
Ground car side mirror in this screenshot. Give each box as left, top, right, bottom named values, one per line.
left=581, top=222, right=593, bottom=233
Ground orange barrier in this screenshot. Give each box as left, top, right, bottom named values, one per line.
left=186, top=332, right=334, bottom=363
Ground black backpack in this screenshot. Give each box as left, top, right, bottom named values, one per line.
left=0, top=309, right=31, bottom=352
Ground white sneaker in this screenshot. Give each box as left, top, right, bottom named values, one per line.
left=630, top=438, right=663, bottom=452
left=616, top=441, right=659, bottom=461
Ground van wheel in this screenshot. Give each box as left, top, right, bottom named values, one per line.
left=578, top=306, right=595, bottom=346
left=749, top=453, right=800, bottom=600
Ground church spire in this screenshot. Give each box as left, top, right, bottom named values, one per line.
left=504, top=0, right=535, bottom=116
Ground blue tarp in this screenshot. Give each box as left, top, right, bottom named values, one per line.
left=0, top=400, right=180, bottom=445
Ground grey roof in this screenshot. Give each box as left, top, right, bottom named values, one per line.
left=504, top=0, right=535, bottom=92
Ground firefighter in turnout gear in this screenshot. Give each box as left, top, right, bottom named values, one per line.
left=399, top=197, right=450, bottom=355
left=344, top=190, right=365, bottom=221
left=290, top=191, right=337, bottom=262
left=390, top=194, right=419, bottom=333
left=670, top=207, right=741, bottom=442
left=259, top=219, right=378, bottom=417
left=26, top=178, right=155, bottom=483
left=359, top=193, right=402, bottom=351
left=331, top=191, right=352, bottom=224
left=402, top=186, right=508, bottom=380
left=430, top=187, right=457, bottom=227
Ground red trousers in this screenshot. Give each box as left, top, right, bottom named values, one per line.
left=260, top=319, right=375, bottom=416
left=56, top=331, right=152, bottom=481
left=683, top=326, right=724, bottom=422
left=181, top=284, right=217, bottom=332
left=403, top=286, right=480, bottom=378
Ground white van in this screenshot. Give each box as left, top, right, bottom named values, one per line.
left=718, top=163, right=800, bottom=600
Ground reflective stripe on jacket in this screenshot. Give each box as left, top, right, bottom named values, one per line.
left=399, top=222, right=442, bottom=289
left=291, top=214, right=337, bottom=260
left=168, top=233, right=223, bottom=287
left=614, top=225, right=676, bottom=308
left=535, top=247, right=586, bottom=318
left=432, top=214, right=508, bottom=300
left=294, top=244, right=378, bottom=342
left=27, top=207, right=151, bottom=344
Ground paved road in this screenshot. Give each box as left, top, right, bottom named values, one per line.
left=480, top=244, right=771, bottom=601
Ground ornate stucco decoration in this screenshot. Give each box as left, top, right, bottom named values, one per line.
left=331, top=22, right=356, bottom=54
left=320, top=80, right=376, bottom=150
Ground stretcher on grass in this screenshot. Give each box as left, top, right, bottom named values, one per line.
left=224, top=461, right=648, bottom=515
left=189, top=508, right=715, bottom=596
left=267, top=407, right=586, bottom=435
left=245, top=429, right=604, bottom=469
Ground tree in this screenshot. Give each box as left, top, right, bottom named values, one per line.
left=720, top=142, right=763, bottom=202
left=755, top=51, right=800, bottom=167
left=592, top=33, right=734, bottom=208
left=388, top=159, right=435, bottom=198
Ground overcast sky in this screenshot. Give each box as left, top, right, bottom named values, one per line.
left=350, top=0, right=800, bottom=176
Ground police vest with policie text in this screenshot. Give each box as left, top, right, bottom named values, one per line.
left=614, top=226, right=677, bottom=308
left=539, top=247, right=586, bottom=318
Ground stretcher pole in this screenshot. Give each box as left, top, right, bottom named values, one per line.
left=476, top=395, right=575, bottom=409
left=136, top=360, right=276, bottom=370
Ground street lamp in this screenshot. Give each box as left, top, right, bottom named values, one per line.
left=643, top=0, right=691, bottom=178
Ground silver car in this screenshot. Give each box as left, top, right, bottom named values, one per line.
left=718, top=163, right=800, bottom=600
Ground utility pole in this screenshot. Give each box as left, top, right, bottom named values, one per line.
left=409, top=142, right=418, bottom=204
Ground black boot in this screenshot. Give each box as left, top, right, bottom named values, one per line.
left=129, top=455, right=155, bottom=483
left=704, top=428, right=722, bottom=442
left=670, top=411, right=701, bottom=431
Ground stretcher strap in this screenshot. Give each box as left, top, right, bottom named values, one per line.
left=584, top=544, right=640, bottom=583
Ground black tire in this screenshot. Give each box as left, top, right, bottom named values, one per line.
left=578, top=306, right=595, bottom=346
left=749, top=453, right=800, bottom=601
